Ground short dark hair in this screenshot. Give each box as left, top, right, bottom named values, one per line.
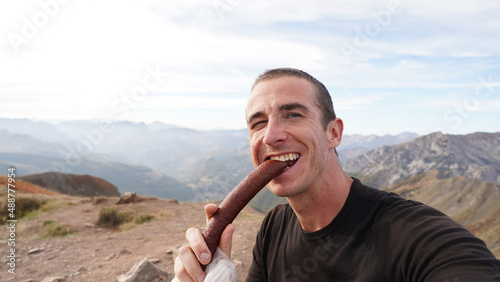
left=251, top=68, right=336, bottom=130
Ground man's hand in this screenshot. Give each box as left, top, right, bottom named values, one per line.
left=174, top=204, right=235, bottom=282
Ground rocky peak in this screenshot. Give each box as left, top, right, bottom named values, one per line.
left=342, top=131, right=500, bottom=189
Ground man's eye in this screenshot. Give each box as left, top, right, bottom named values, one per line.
left=286, top=113, right=302, bottom=118
left=252, top=120, right=267, bottom=129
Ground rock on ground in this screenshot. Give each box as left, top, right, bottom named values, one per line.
left=117, top=257, right=173, bottom=282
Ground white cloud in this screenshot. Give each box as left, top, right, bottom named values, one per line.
left=334, top=95, right=383, bottom=110
left=0, top=0, right=499, bottom=133
left=146, top=96, right=247, bottom=109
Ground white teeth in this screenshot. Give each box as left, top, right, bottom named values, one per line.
left=270, top=153, right=300, bottom=162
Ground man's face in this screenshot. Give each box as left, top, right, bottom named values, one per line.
left=246, top=76, right=333, bottom=198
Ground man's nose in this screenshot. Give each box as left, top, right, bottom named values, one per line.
left=263, top=119, right=287, bottom=146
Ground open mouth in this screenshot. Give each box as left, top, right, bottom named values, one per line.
left=266, top=153, right=300, bottom=171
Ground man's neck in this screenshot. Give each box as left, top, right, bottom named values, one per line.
left=287, top=171, right=353, bottom=233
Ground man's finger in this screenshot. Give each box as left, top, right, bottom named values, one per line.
left=204, top=203, right=218, bottom=224
left=186, top=227, right=211, bottom=265
left=177, top=246, right=206, bottom=282
left=174, top=255, right=195, bottom=282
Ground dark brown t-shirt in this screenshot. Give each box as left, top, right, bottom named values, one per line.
left=246, top=178, right=500, bottom=282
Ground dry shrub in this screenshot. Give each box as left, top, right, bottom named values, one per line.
left=135, top=213, right=155, bottom=224
left=43, top=219, right=71, bottom=237
left=96, top=207, right=133, bottom=229
left=0, top=197, right=46, bottom=224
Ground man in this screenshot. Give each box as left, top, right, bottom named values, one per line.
left=174, top=68, right=500, bottom=281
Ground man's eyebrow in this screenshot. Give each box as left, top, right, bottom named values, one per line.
left=247, top=111, right=264, bottom=124
left=279, top=103, right=309, bottom=112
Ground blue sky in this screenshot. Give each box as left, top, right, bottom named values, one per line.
left=1, top=0, right=499, bottom=135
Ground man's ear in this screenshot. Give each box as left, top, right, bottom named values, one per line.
left=327, top=118, right=343, bottom=149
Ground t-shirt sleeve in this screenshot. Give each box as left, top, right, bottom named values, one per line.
left=378, top=199, right=500, bottom=281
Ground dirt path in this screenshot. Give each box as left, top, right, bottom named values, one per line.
left=0, top=194, right=263, bottom=281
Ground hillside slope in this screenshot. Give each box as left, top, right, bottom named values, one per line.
left=19, top=172, right=121, bottom=197
left=0, top=175, right=59, bottom=196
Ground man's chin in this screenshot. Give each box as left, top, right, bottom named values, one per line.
left=268, top=183, right=300, bottom=198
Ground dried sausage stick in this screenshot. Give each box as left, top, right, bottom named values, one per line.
left=201, top=159, right=291, bottom=268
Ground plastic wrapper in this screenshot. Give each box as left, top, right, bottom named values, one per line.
left=172, top=247, right=237, bottom=282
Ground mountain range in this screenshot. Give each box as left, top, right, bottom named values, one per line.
left=343, top=131, right=500, bottom=189
left=1, top=118, right=499, bottom=214
left=0, top=118, right=417, bottom=201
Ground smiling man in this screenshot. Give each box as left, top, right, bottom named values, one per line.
left=246, top=72, right=352, bottom=233
left=174, top=68, right=500, bottom=282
